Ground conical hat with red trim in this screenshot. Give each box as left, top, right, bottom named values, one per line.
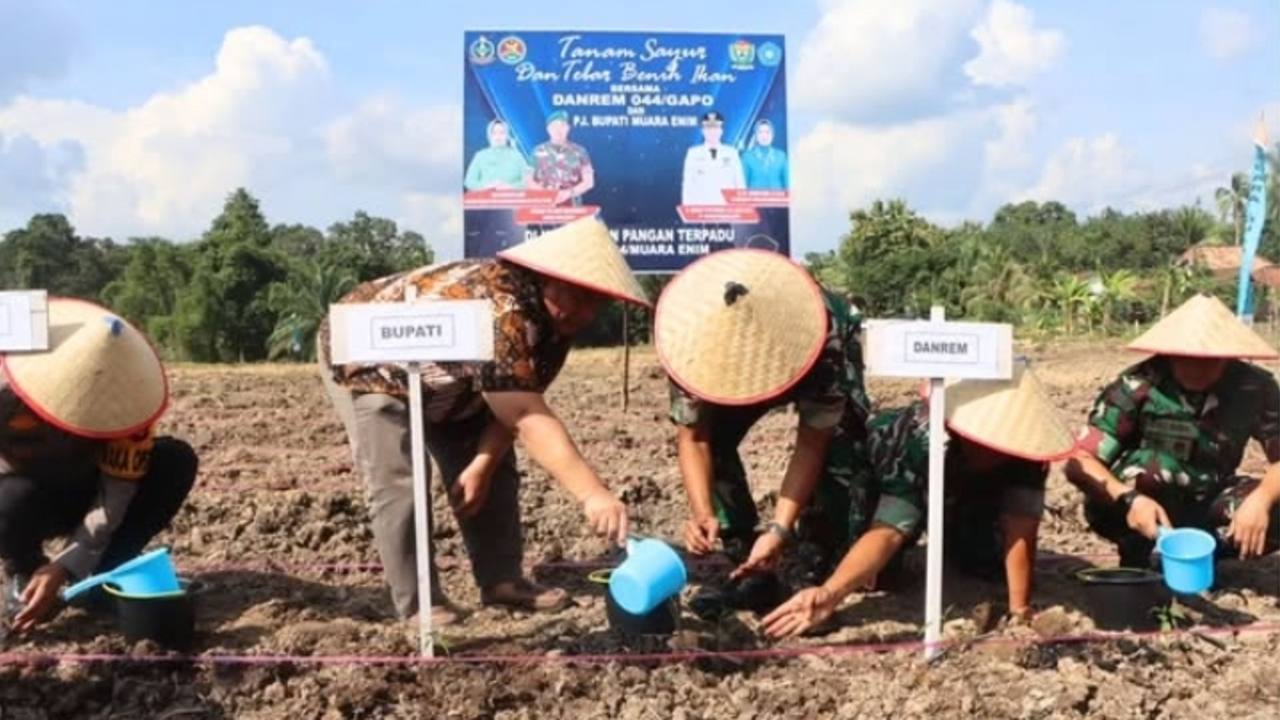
left=943, top=364, right=1075, bottom=462
left=497, top=216, right=649, bottom=306
left=0, top=298, right=168, bottom=439
left=1127, top=294, right=1277, bottom=359
left=654, top=249, right=827, bottom=405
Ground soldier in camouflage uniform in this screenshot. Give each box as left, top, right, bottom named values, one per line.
left=763, top=366, right=1076, bottom=638
left=654, top=250, right=874, bottom=600
left=1067, top=295, right=1280, bottom=569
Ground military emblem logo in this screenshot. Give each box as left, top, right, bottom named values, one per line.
left=469, top=36, right=495, bottom=65
left=498, top=36, right=527, bottom=65
left=728, top=39, right=756, bottom=69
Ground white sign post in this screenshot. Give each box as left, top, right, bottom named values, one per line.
left=329, top=294, right=494, bottom=657
left=864, top=307, right=1013, bottom=660
left=0, top=290, right=50, bottom=352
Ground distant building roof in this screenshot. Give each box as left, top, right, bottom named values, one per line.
left=1178, top=244, right=1275, bottom=279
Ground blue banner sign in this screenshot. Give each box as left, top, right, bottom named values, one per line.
left=463, top=30, right=790, bottom=272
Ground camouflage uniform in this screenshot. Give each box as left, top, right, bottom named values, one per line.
left=866, top=402, right=1049, bottom=580
left=1077, top=357, right=1280, bottom=565
left=669, top=290, right=873, bottom=565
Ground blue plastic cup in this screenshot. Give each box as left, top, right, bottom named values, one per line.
left=63, top=547, right=181, bottom=601
left=1156, top=527, right=1216, bottom=594
left=609, top=538, right=688, bottom=615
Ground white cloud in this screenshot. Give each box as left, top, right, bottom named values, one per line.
left=794, top=0, right=986, bottom=120
left=326, top=98, right=461, bottom=193
left=1018, top=134, right=1143, bottom=211
left=1200, top=7, right=1259, bottom=61
left=0, top=25, right=462, bottom=246
left=983, top=96, right=1037, bottom=170
left=964, top=0, right=1065, bottom=87
left=399, top=192, right=463, bottom=260
left=0, top=26, right=330, bottom=239
left=791, top=109, right=996, bottom=252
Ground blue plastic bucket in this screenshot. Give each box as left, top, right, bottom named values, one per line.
left=1156, top=527, right=1216, bottom=594
left=608, top=538, right=688, bottom=615
left=63, top=547, right=181, bottom=601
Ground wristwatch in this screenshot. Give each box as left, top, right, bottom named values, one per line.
left=764, top=521, right=793, bottom=544
left=1116, top=489, right=1140, bottom=512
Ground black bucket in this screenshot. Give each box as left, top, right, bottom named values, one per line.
left=590, top=569, right=679, bottom=636
left=104, top=578, right=203, bottom=650
left=1075, top=567, right=1168, bottom=631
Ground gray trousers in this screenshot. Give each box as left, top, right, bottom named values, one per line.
left=321, top=370, right=523, bottom=618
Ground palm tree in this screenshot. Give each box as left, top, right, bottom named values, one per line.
left=959, top=246, right=1035, bottom=323
left=1215, top=172, right=1250, bottom=246
left=267, top=260, right=358, bottom=360
left=1159, top=261, right=1196, bottom=317
left=1099, top=269, right=1139, bottom=331
left=1043, top=274, right=1091, bottom=335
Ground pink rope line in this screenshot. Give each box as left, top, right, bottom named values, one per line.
left=181, top=552, right=1117, bottom=576
left=0, top=623, right=1275, bottom=669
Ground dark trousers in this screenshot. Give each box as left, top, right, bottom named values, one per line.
left=0, top=437, right=198, bottom=578
left=322, top=370, right=524, bottom=619
left=1086, top=475, right=1280, bottom=567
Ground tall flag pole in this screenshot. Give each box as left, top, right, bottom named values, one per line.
left=1237, top=114, right=1269, bottom=324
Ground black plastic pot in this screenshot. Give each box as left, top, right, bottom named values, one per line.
left=1075, top=567, right=1168, bottom=631
left=104, top=578, right=203, bottom=650
left=604, top=586, right=680, bottom=636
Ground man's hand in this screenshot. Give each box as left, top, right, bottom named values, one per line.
left=729, top=531, right=784, bottom=581
left=450, top=463, right=493, bottom=520
left=583, top=491, right=629, bottom=546
left=761, top=586, right=838, bottom=639
left=683, top=515, right=721, bottom=555
left=1126, top=494, right=1171, bottom=540
left=1228, top=488, right=1273, bottom=559
left=12, top=563, right=68, bottom=633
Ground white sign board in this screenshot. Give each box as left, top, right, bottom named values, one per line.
left=864, top=319, right=1013, bottom=380
left=328, top=300, right=495, bottom=364
left=0, top=290, right=50, bottom=352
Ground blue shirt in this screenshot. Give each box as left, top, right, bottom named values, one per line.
left=742, top=146, right=789, bottom=190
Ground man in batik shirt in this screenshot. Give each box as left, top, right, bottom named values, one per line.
left=319, top=217, right=647, bottom=625
left=1067, top=295, right=1280, bottom=569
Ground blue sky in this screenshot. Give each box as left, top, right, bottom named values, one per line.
left=1, top=0, right=1276, bottom=259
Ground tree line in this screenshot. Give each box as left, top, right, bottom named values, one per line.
left=0, top=189, right=431, bottom=362
left=3, top=151, right=1276, bottom=362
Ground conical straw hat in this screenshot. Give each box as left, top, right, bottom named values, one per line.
left=1127, top=293, right=1277, bottom=359
left=0, top=298, right=168, bottom=439
left=497, top=216, right=649, bottom=306
left=943, top=363, right=1075, bottom=462
left=655, top=249, right=827, bottom=405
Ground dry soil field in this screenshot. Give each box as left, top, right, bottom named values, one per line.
left=1, top=341, right=1278, bottom=719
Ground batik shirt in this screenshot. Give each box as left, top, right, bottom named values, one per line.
left=0, top=375, right=156, bottom=578
left=531, top=141, right=592, bottom=198
left=864, top=402, right=1049, bottom=539
left=669, top=288, right=872, bottom=481
left=319, top=260, right=570, bottom=424
left=1077, top=357, right=1280, bottom=500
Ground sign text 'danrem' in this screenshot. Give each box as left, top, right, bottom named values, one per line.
left=905, top=332, right=980, bottom=365
left=864, top=319, right=1012, bottom=380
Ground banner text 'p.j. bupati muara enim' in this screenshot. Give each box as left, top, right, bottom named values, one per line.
left=463, top=31, right=789, bottom=272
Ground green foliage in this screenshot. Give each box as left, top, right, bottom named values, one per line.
left=0, top=188, right=437, bottom=362
left=266, top=259, right=358, bottom=360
